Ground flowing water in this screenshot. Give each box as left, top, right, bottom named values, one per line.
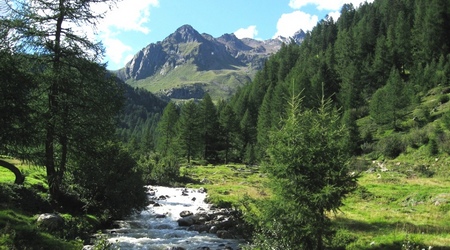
left=103, top=186, right=247, bottom=250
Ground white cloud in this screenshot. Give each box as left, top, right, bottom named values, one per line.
left=289, top=0, right=374, bottom=11
left=234, top=25, right=258, bottom=39
left=102, top=37, right=133, bottom=68
left=92, top=0, right=159, bottom=68
left=327, top=11, right=341, bottom=21
left=96, top=0, right=159, bottom=34
left=273, top=11, right=318, bottom=38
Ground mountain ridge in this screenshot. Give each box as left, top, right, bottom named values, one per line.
left=115, top=24, right=305, bottom=100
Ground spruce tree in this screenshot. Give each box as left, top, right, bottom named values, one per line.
left=199, top=93, right=220, bottom=163
left=249, top=92, right=358, bottom=249
left=156, top=102, right=179, bottom=157
left=177, top=101, right=201, bottom=163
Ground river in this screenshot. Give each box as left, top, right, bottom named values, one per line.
left=102, top=186, right=247, bottom=250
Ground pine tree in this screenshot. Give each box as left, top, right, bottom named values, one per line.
left=218, top=103, right=240, bottom=164
left=370, top=68, right=410, bottom=129
left=156, top=102, right=179, bottom=157
left=5, top=0, right=122, bottom=200
left=248, top=92, right=358, bottom=249
left=199, top=93, right=220, bottom=163
left=177, top=101, right=201, bottom=163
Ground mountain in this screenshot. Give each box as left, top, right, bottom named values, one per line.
left=115, top=24, right=305, bottom=101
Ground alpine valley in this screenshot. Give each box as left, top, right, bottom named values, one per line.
left=114, top=24, right=305, bottom=101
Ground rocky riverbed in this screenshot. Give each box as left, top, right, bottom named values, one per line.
left=85, top=186, right=248, bottom=250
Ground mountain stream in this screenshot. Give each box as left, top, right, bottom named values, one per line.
left=102, top=186, right=247, bottom=250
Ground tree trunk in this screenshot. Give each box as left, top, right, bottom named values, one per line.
left=0, top=159, right=25, bottom=184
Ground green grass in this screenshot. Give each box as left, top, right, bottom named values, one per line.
left=0, top=158, right=84, bottom=249
left=127, top=62, right=253, bottom=100
left=0, top=209, right=83, bottom=250
left=0, top=157, right=47, bottom=188
left=181, top=164, right=269, bottom=207
left=181, top=163, right=450, bottom=249
left=335, top=172, right=450, bottom=249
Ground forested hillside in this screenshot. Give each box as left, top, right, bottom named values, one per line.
left=117, top=83, right=167, bottom=156
left=154, top=0, right=450, bottom=165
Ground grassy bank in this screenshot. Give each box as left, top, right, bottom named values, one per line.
left=0, top=157, right=84, bottom=249
left=181, top=161, right=450, bottom=249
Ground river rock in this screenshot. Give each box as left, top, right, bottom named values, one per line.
left=177, top=216, right=195, bottom=226
left=187, top=224, right=211, bottom=233
left=180, top=210, right=193, bottom=217
left=36, top=213, right=64, bottom=231
left=216, top=230, right=233, bottom=239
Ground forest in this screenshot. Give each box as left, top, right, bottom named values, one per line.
left=1, top=0, right=450, bottom=249
left=144, top=0, right=450, bottom=168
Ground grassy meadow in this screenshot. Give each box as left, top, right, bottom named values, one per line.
left=2, top=156, right=450, bottom=249
left=181, top=160, right=450, bottom=249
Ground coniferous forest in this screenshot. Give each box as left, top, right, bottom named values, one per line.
left=1, top=0, right=450, bottom=249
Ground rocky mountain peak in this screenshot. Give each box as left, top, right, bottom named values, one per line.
left=164, top=24, right=204, bottom=44
left=292, top=29, right=306, bottom=42
left=115, top=25, right=306, bottom=100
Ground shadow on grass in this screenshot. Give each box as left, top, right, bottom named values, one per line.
left=335, top=217, right=450, bottom=234
left=334, top=217, right=450, bottom=250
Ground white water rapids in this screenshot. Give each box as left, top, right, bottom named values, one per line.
left=103, top=186, right=247, bottom=250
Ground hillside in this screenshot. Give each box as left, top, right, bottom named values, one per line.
left=114, top=24, right=305, bottom=101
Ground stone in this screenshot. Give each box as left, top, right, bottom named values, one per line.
left=216, top=230, right=233, bottom=239
left=36, top=213, right=64, bottom=231
left=180, top=210, right=193, bottom=217
left=177, top=216, right=194, bottom=227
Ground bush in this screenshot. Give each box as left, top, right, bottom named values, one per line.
left=328, top=229, right=357, bottom=249
left=150, top=154, right=180, bottom=185
left=438, top=94, right=449, bottom=104
left=375, top=134, right=405, bottom=158
left=0, top=184, right=51, bottom=213
left=404, top=128, right=429, bottom=149
left=69, top=142, right=148, bottom=219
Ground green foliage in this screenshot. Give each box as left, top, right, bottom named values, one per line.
left=69, top=142, right=148, bottom=219
left=177, top=101, right=202, bottom=163
left=199, top=93, right=220, bottom=163
left=155, top=102, right=180, bottom=156
left=246, top=94, right=358, bottom=249
left=375, top=133, right=406, bottom=158
left=149, top=153, right=181, bottom=185
left=0, top=184, right=51, bottom=213
left=117, top=85, right=166, bottom=155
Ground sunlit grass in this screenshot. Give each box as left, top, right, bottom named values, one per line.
left=182, top=163, right=450, bottom=248
left=0, top=157, right=47, bottom=188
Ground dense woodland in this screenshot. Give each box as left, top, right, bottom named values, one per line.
left=1, top=0, right=450, bottom=248
left=146, top=0, right=450, bottom=166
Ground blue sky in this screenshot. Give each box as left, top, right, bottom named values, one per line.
left=95, top=0, right=373, bottom=70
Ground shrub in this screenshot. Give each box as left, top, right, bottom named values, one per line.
left=438, top=94, right=449, bottom=104
left=69, top=142, right=148, bottom=219
left=150, top=154, right=180, bottom=185
left=375, top=134, right=405, bottom=158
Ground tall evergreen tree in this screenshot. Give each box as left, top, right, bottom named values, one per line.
left=177, top=101, right=201, bottom=163
left=218, top=103, right=240, bottom=164
left=370, top=68, right=410, bottom=129
left=247, top=93, right=357, bottom=249
left=199, top=93, right=220, bottom=163
left=156, top=102, right=179, bottom=157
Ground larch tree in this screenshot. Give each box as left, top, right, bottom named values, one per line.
left=5, top=0, right=122, bottom=200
